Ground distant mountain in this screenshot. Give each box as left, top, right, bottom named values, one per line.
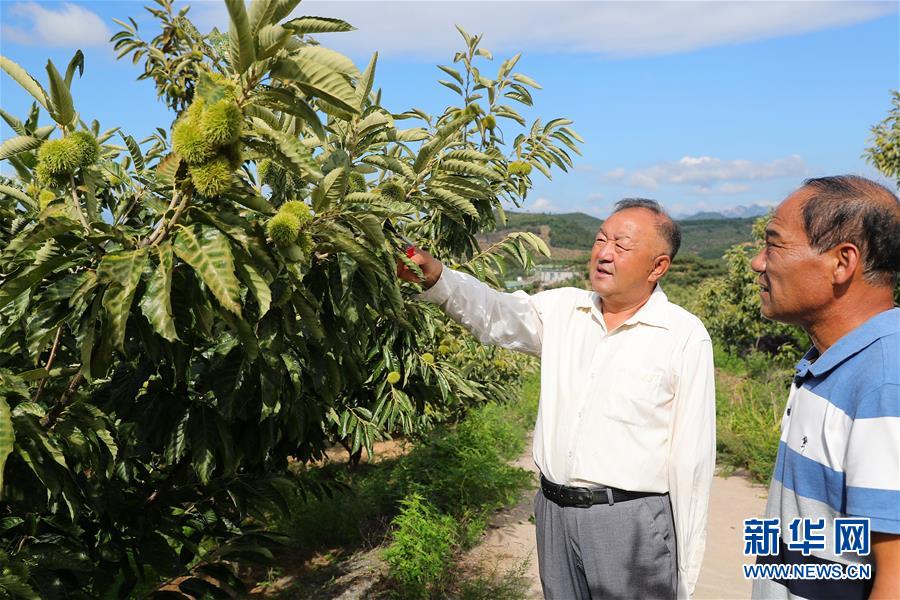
left=681, top=204, right=773, bottom=220
left=486, top=210, right=757, bottom=260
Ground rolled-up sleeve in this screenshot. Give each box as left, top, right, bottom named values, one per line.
left=667, top=331, right=716, bottom=598
left=417, top=268, right=544, bottom=356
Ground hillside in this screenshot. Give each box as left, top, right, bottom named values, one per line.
left=484, top=211, right=757, bottom=260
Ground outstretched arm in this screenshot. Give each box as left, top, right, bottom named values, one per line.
left=398, top=246, right=543, bottom=356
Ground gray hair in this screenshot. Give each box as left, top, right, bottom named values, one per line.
left=801, top=175, right=900, bottom=286
left=611, top=198, right=682, bottom=259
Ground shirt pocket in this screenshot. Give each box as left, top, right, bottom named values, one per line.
left=600, top=368, right=665, bottom=426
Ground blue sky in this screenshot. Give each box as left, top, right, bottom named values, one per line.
left=1, top=1, right=898, bottom=217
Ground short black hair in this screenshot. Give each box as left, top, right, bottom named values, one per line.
left=611, top=198, right=682, bottom=259
left=801, top=175, right=900, bottom=286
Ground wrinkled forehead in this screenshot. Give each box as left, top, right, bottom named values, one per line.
left=599, top=207, right=661, bottom=240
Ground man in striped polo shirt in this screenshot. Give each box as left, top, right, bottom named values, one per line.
left=749, top=175, right=899, bottom=599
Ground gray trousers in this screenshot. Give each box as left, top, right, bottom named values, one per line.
left=534, top=488, right=677, bottom=600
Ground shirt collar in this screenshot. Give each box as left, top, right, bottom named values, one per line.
left=576, top=285, right=671, bottom=330
left=795, top=307, right=900, bottom=379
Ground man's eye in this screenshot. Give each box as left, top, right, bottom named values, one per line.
left=617, top=244, right=628, bottom=251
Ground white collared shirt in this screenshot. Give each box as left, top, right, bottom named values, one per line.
left=419, top=268, right=716, bottom=598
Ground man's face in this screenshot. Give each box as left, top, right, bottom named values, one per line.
left=750, top=188, right=834, bottom=325
left=589, top=208, right=668, bottom=300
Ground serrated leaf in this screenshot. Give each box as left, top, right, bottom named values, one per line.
left=0, top=135, right=41, bottom=160
left=174, top=225, right=242, bottom=316
left=361, top=154, right=415, bottom=180
left=155, top=153, right=181, bottom=188
left=45, top=59, right=75, bottom=127
left=225, top=0, right=256, bottom=74
left=271, top=56, right=359, bottom=115
left=439, top=159, right=501, bottom=181
left=283, top=16, right=355, bottom=34
left=428, top=186, right=478, bottom=219
left=0, top=56, right=49, bottom=111
left=250, top=119, right=322, bottom=180
left=355, top=52, right=377, bottom=110
left=120, top=132, right=145, bottom=173
left=298, top=46, right=360, bottom=77
left=235, top=257, right=271, bottom=319
left=414, top=114, right=466, bottom=173
left=64, top=50, right=84, bottom=87
left=0, top=397, right=14, bottom=498
left=97, top=248, right=149, bottom=352
left=140, top=243, right=179, bottom=342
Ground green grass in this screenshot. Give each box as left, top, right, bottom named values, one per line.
left=264, top=371, right=541, bottom=598
left=713, top=344, right=792, bottom=483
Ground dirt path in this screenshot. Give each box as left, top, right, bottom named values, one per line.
left=461, top=432, right=769, bottom=599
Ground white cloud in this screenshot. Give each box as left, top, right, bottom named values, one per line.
left=626, top=154, right=808, bottom=190
left=193, top=1, right=898, bottom=59
left=602, top=167, right=626, bottom=183
left=3, top=2, right=111, bottom=47
left=529, top=197, right=557, bottom=212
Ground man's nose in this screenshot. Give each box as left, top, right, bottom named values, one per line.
left=596, top=241, right=615, bottom=261
left=750, top=248, right=765, bottom=273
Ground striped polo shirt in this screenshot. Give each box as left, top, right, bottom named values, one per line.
left=752, top=308, right=900, bottom=600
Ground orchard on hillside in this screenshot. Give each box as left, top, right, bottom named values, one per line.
left=0, top=0, right=581, bottom=596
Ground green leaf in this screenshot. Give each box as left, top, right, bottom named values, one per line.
left=270, top=56, right=359, bottom=115
left=248, top=0, right=277, bottom=37
left=155, top=153, right=181, bottom=189
left=310, top=165, right=345, bottom=212
left=413, top=114, right=466, bottom=173
left=0, top=253, right=69, bottom=310
left=250, top=119, right=322, bottom=180
left=437, top=64, right=463, bottom=85
left=355, top=52, right=378, bottom=110
left=64, top=50, right=85, bottom=87
left=440, top=159, right=501, bottom=181
left=361, top=154, right=415, bottom=180
left=0, top=56, right=49, bottom=111
left=512, top=73, right=542, bottom=89
left=282, top=16, right=355, bottom=34
left=298, top=46, right=360, bottom=77
left=140, top=243, right=179, bottom=342
left=120, top=132, right=145, bottom=173
left=0, top=397, right=14, bottom=498
left=0, top=135, right=41, bottom=160
left=174, top=225, right=242, bottom=316
left=45, top=59, right=76, bottom=127
left=225, top=0, right=257, bottom=74
left=427, top=186, right=478, bottom=220
left=97, top=248, right=149, bottom=352
left=235, top=257, right=271, bottom=319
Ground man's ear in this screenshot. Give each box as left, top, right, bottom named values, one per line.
left=832, top=242, right=861, bottom=285
left=649, top=254, right=671, bottom=283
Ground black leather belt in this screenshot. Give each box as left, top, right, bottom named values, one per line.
left=540, top=475, right=666, bottom=508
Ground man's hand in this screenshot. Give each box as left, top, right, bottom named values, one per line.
left=870, top=532, right=900, bottom=599
left=397, top=245, right=443, bottom=290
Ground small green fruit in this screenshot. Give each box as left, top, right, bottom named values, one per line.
left=201, top=98, right=242, bottom=147
left=70, top=131, right=100, bottom=167
left=296, top=231, right=314, bottom=255
left=422, top=353, right=435, bottom=365
left=172, top=117, right=214, bottom=165
left=37, top=138, right=80, bottom=176
left=438, top=344, right=450, bottom=354
left=38, top=190, right=56, bottom=210
left=280, top=200, right=312, bottom=224
left=481, top=115, right=496, bottom=130
left=508, top=161, right=532, bottom=176
left=189, top=156, right=233, bottom=196
left=348, top=171, right=367, bottom=193
left=387, top=371, right=401, bottom=385
left=267, top=211, right=301, bottom=247
left=379, top=180, right=406, bottom=202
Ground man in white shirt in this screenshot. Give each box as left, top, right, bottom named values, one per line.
left=398, top=199, right=715, bottom=599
